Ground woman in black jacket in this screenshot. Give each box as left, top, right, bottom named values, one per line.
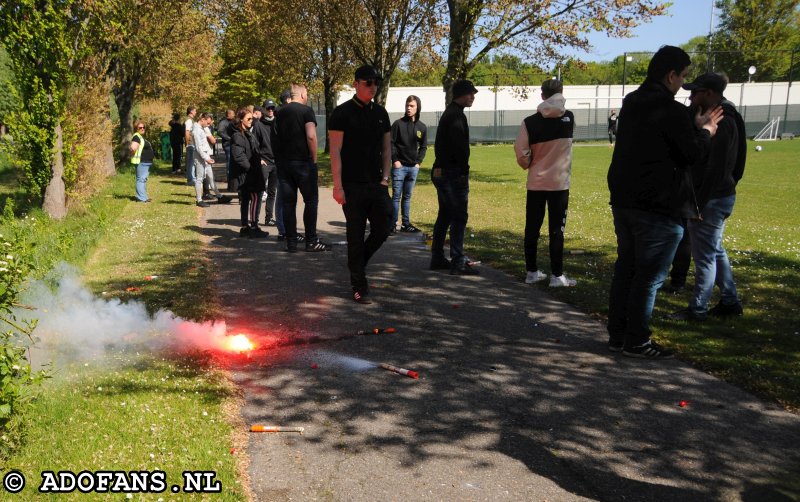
left=231, top=108, right=268, bottom=238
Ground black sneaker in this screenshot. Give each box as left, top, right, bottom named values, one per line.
left=353, top=290, right=372, bottom=304
left=623, top=340, right=674, bottom=359
left=608, top=338, right=624, bottom=352
left=265, top=218, right=277, bottom=226
left=196, top=201, right=210, bottom=208
left=450, top=262, right=480, bottom=276
left=296, top=234, right=306, bottom=243
left=429, top=257, right=451, bottom=270
left=217, top=195, right=233, bottom=204
left=400, top=224, right=420, bottom=233
left=286, top=243, right=298, bottom=253
left=659, top=282, right=687, bottom=294
left=203, top=193, right=216, bottom=201
left=239, top=226, right=250, bottom=238
left=305, top=239, right=331, bottom=252
left=276, top=234, right=285, bottom=241
left=666, top=308, right=707, bottom=321
left=709, top=300, right=743, bottom=317
left=249, top=227, right=269, bottom=239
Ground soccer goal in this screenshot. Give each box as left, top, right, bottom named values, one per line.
left=754, top=117, right=781, bottom=141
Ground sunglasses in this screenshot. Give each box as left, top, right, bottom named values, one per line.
left=137, top=126, right=145, bottom=130
left=360, top=79, right=381, bottom=87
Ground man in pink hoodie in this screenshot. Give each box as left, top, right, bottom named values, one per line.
left=514, top=79, right=577, bottom=287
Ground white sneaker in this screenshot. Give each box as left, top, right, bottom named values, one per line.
left=549, top=274, right=577, bottom=287
left=525, top=270, right=547, bottom=284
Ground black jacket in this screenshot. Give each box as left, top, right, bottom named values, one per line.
left=231, top=129, right=265, bottom=192
left=252, top=117, right=275, bottom=165
left=433, top=102, right=469, bottom=174
left=217, top=119, right=233, bottom=145
left=391, top=116, right=427, bottom=166
left=607, top=80, right=711, bottom=218
left=692, top=99, right=746, bottom=210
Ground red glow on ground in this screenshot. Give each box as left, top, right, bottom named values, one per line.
left=227, top=334, right=255, bottom=352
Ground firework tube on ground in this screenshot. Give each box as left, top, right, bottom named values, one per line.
left=357, top=327, right=396, bottom=335
left=379, top=362, right=419, bottom=379
left=250, top=425, right=305, bottom=433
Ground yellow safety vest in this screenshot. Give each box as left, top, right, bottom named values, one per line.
left=131, top=132, right=145, bottom=165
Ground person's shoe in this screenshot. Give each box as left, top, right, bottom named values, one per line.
left=305, top=239, right=331, bottom=252
left=296, top=234, right=306, bottom=243
left=389, top=226, right=396, bottom=235
left=286, top=244, right=298, bottom=253
left=248, top=227, right=269, bottom=239
left=196, top=201, right=210, bottom=208
left=353, top=290, right=372, bottom=304
left=666, top=308, right=707, bottom=321
left=430, top=257, right=451, bottom=270
left=239, top=226, right=250, bottom=238
left=265, top=218, right=277, bottom=227
left=203, top=193, right=216, bottom=201
left=450, top=261, right=480, bottom=276
left=623, top=340, right=674, bottom=359
left=399, top=224, right=420, bottom=233
left=217, top=195, right=233, bottom=204
left=525, top=270, right=547, bottom=284
left=608, top=338, right=625, bottom=353
left=276, top=234, right=285, bottom=241
left=549, top=274, right=577, bottom=287
left=709, top=300, right=743, bottom=317
left=659, top=281, right=687, bottom=294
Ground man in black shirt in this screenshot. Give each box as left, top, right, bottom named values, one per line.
left=261, top=99, right=279, bottom=226
left=272, top=83, right=328, bottom=252
left=431, top=79, right=479, bottom=276
left=217, top=109, right=235, bottom=186
left=329, top=65, right=393, bottom=304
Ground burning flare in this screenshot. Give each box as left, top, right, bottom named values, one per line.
left=227, top=334, right=255, bottom=353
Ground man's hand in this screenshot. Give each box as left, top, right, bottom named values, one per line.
left=333, top=186, right=346, bottom=205
left=695, top=106, right=724, bottom=136
left=393, top=161, right=401, bottom=168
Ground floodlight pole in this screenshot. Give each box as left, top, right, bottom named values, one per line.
left=783, top=48, right=796, bottom=135
left=622, top=52, right=628, bottom=97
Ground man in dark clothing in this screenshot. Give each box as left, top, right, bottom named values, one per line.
left=390, top=95, right=427, bottom=234
left=217, top=109, right=235, bottom=187
left=251, top=105, right=273, bottom=230
left=607, top=110, right=618, bottom=145
left=261, top=99, right=279, bottom=226
left=168, top=113, right=184, bottom=174
left=330, top=65, right=393, bottom=304
left=431, top=79, right=479, bottom=276
left=670, top=72, right=746, bottom=320
left=272, top=83, right=328, bottom=252
left=606, top=45, right=722, bottom=359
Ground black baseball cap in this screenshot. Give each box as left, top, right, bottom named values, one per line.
left=263, top=99, right=276, bottom=110
left=452, top=79, right=478, bottom=99
left=354, top=65, right=382, bottom=81
left=279, top=89, right=291, bottom=104
left=682, top=72, right=728, bottom=94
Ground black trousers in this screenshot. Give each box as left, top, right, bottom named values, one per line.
left=668, top=221, right=692, bottom=286
left=524, top=189, right=569, bottom=277
left=342, top=182, right=392, bottom=293
left=278, top=160, right=319, bottom=242
left=171, top=141, right=183, bottom=172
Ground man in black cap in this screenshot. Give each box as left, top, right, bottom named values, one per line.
left=259, top=99, right=279, bottom=227
left=430, top=79, right=479, bottom=275
left=329, top=65, right=393, bottom=304
left=670, top=72, right=746, bottom=320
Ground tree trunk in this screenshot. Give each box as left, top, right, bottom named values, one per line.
left=42, top=120, right=67, bottom=219
left=113, top=77, right=137, bottom=164
left=442, top=0, right=479, bottom=105
left=323, top=78, right=338, bottom=154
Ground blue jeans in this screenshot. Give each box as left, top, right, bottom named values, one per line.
left=185, top=145, right=195, bottom=185
left=607, top=207, right=684, bottom=346
left=391, top=165, right=419, bottom=227
left=278, top=160, right=319, bottom=242
left=432, top=171, right=469, bottom=266
left=135, top=162, right=151, bottom=201
left=687, top=195, right=739, bottom=314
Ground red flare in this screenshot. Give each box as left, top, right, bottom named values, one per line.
left=227, top=334, right=255, bottom=353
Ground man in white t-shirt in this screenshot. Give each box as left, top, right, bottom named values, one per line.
left=192, top=112, right=230, bottom=207
left=184, top=106, right=197, bottom=185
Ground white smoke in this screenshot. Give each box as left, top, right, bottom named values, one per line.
left=13, top=263, right=230, bottom=367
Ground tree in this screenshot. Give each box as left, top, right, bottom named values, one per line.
left=708, top=0, right=800, bottom=81
left=0, top=0, right=99, bottom=218
left=0, top=45, right=20, bottom=137
left=441, top=0, right=668, bottom=103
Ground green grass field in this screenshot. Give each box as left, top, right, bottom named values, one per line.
left=404, top=140, right=800, bottom=410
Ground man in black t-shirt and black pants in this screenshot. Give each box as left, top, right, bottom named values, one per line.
left=272, top=83, right=328, bottom=252
left=329, top=65, right=393, bottom=304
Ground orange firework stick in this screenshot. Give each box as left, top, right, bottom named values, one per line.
left=250, top=425, right=305, bottom=433
left=379, top=363, right=419, bottom=379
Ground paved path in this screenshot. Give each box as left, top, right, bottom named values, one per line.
left=196, top=175, right=800, bottom=502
